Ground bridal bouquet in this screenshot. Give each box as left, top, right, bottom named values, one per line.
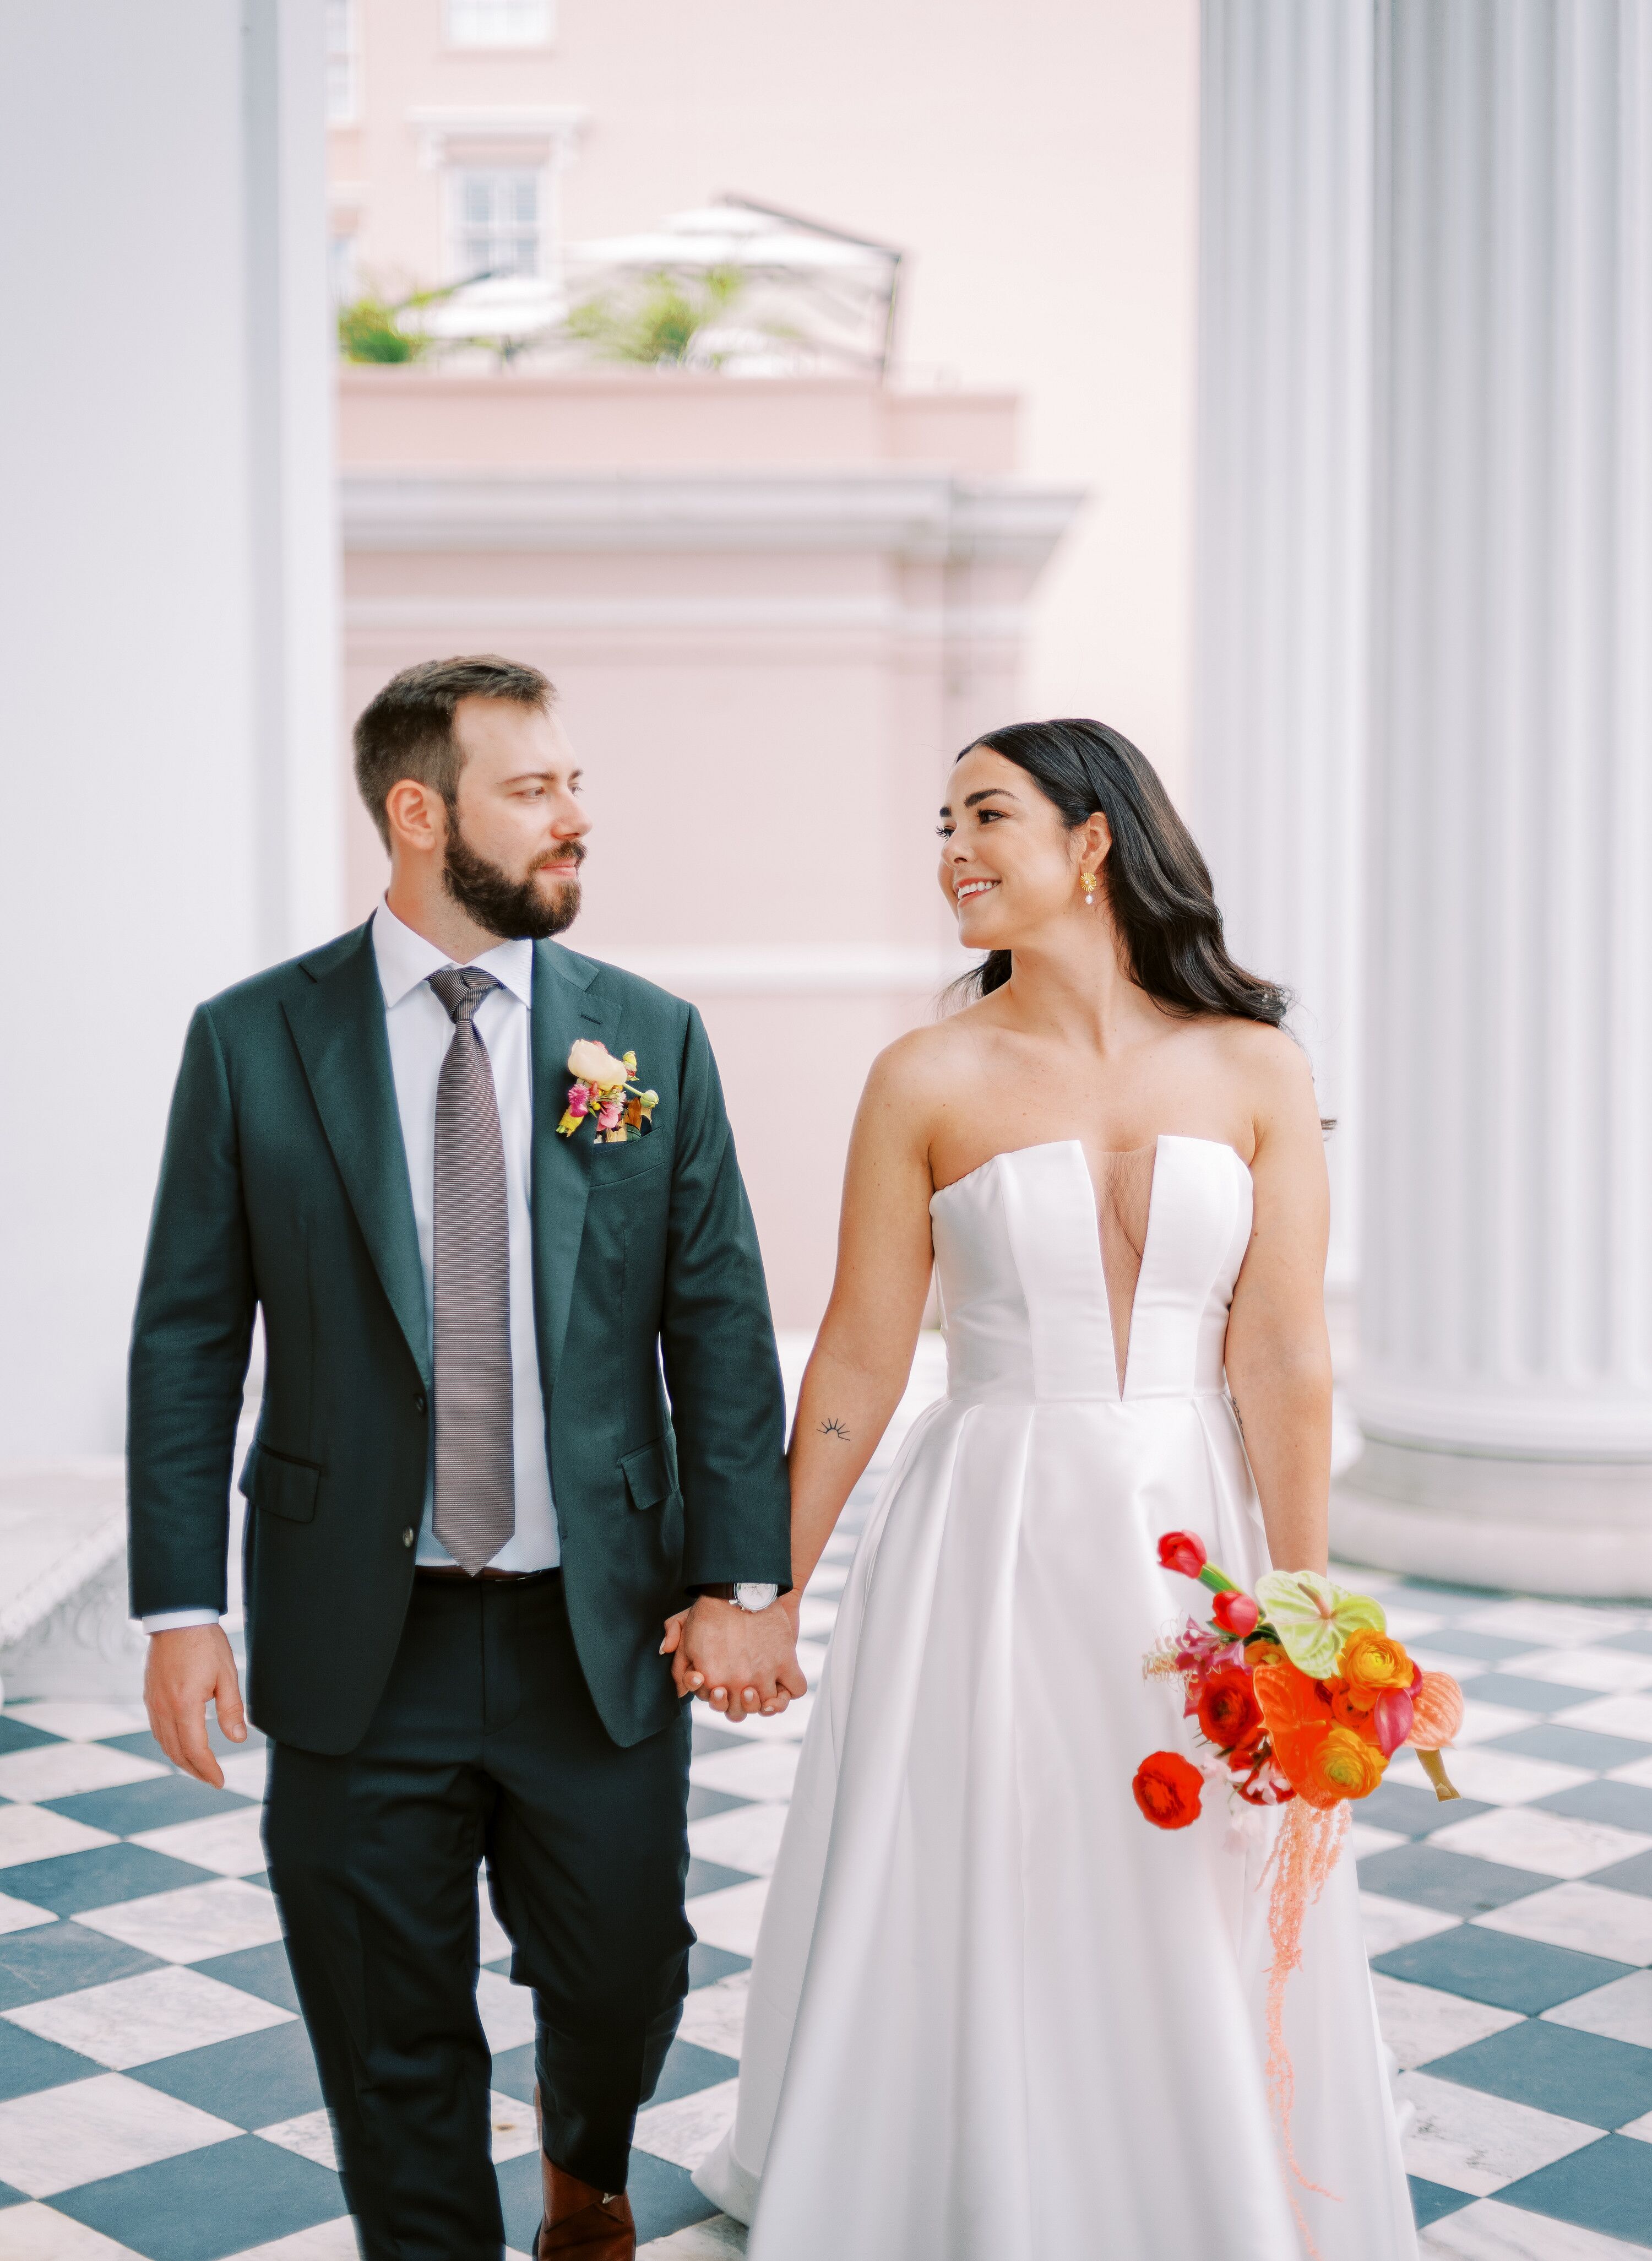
left=1133, top=1531, right=1464, bottom=2192
left=1133, top=1528, right=1463, bottom=1830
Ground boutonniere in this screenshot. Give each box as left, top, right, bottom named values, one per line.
left=557, top=1040, right=659, bottom=1144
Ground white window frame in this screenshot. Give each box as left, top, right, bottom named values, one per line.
left=445, top=0, right=555, bottom=47
left=325, top=0, right=358, bottom=124
left=449, top=165, right=546, bottom=282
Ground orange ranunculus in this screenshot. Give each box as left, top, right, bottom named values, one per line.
left=1339, top=1628, right=1414, bottom=1694
left=1300, top=1723, right=1387, bottom=1803
left=1327, top=1676, right=1382, bottom=1738
left=1132, top=1750, right=1205, bottom=1830
left=1197, top=1667, right=1264, bottom=1754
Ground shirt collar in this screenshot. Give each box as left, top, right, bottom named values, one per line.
left=371, top=899, right=535, bottom=1011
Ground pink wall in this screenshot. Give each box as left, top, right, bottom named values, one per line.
left=340, top=366, right=1079, bottom=1324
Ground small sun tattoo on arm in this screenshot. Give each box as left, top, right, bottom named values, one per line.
left=818, top=1417, right=851, bottom=1442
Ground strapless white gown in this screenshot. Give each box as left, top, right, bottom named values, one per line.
left=695, top=1137, right=1416, bottom=2260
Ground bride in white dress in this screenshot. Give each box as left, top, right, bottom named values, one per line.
left=692, top=720, right=1417, bottom=2259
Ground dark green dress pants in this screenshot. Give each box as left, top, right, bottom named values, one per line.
left=263, top=1570, right=692, bottom=2260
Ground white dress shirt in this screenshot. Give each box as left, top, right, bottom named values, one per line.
left=143, top=900, right=559, bottom=1631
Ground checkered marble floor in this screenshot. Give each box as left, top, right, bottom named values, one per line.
left=3, top=1554, right=1652, bottom=2260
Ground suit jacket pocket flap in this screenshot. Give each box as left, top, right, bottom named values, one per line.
left=247, top=1446, right=321, bottom=1525
left=620, top=1435, right=677, bottom=1512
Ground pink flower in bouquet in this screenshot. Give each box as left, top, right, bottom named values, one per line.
left=596, top=1099, right=622, bottom=1132
left=564, top=1085, right=591, bottom=1118
left=1373, top=1687, right=1415, bottom=1758
left=1158, top=1530, right=1208, bottom=1580
left=1213, top=1589, right=1260, bottom=1638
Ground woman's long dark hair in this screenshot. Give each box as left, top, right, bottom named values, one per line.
left=948, top=718, right=1289, bottom=1026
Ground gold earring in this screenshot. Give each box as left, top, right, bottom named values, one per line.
left=1081, top=871, right=1097, bottom=906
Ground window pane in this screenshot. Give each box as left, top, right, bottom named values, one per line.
left=448, top=0, right=551, bottom=45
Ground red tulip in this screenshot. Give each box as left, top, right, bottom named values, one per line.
left=1158, top=1531, right=1208, bottom=1580
left=1373, top=1687, right=1415, bottom=1759
left=1213, top=1589, right=1260, bottom=1638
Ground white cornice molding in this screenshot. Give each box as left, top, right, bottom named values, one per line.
left=409, top=105, right=587, bottom=169
left=343, top=593, right=1028, bottom=639
left=340, top=469, right=1085, bottom=567
left=581, top=942, right=978, bottom=997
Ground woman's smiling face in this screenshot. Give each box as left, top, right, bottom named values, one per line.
left=937, top=744, right=1104, bottom=950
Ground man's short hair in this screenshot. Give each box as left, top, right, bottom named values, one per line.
left=353, top=655, right=556, bottom=849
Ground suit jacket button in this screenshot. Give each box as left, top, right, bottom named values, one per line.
left=413, top=1391, right=427, bottom=1414
left=402, top=1528, right=415, bottom=1547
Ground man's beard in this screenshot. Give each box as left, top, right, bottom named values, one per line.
left=442, top=814, right=583, bottom=940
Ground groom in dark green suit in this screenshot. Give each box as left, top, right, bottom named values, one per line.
left=129, top=656, right=800, bottom=2261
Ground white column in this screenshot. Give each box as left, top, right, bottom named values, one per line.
left=0, top=0, right=338, bottom=1463
left=1339, top=0, right=1652, bottom=1592
left=1191, top=0, right=1373, bottom=1292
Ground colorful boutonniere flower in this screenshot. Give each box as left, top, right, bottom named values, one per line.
left=557, top=1040, right=659, bottom=1145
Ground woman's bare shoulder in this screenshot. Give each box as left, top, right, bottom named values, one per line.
left=1203, top=1017, right=1319, bottom=1137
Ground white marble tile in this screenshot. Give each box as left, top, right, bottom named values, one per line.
left=1410, top=1650, right=1489, bottom=1683
left=687, top=1880, right=770, bottom=1958
left=130, top=1806, right=267, bottom=1877
left=676, top=1973, right=749, bottom=2061
left=803, top=1565, right=846, bottom=1599
left=1542, top=1969, right=1652, bottom=2048
left=0, top=1804, right=117, bottom=1869
left=0, top=2203, right=153, bottom=2259
left=1384, top=1746, right=1593, bottom=1806
left=1451, top=1698, right=1540, bottom=1746
left=1369, top=1973, right=1524, bottom=2069
left=1503, top=1648, right=1652, bottom=1694
left=1382, top=1607, right=1445, bottom=1641
left=75, top=1877, right=283, bottom=1962
left=477, top=1881, right=513, bottom=1966
left=475, top=1968, right=537, bottom=2053
left=6, top=1963, right=291, bottom=2068
left=0, top=1891, right=56, bottom=1937
left=638, top=2219, right=747, bottom=2259
left=486, top=2085, right=540, bottom=2162
left=1350, top=1822, right=1409, bottom=1859
left=1551, top=1693, right=1652, bottom=1743
left=1420, top=2197, right=1650, bottom=2259
left=1476, top=1880, right=1652, bottom=1965
left=218, top=1748, right=271, bottom=1801
left=688, top=1802, right=790, bottom=1879
left=1608, top=1754, right=1652, bottom=1790
left=702, top=1695, right=814, bottom=1744
left=795, top=1597, right=838, bottom=1641
left=1330, top=1562, right=1405, bottom=1592
left=689, top=1744, right=801, bottom=1803
left=0, top=1741, right=166, bottom=1803
left=257, top=2110, right=338, bottom=2171
left=0, top=2069, right=240, bottom=2196
left=1428, top=1804, right=1652, bottom=1880
left=1461, top=1601, right=1644, bottom=1646
left=233, top=2220, right=361, bottom=2261
left=7, top=1702, right=151, bottom=1742
left=1360, top=1893, right=1463, bottom=1958
left=1620, top=2106, right=1652, bottom=2141
left=792, top=1639, right=829, bottom=1683
left=632, top=2077, right=739, bottom=2171
left=1396, top=2068, right=1598, bottom=2195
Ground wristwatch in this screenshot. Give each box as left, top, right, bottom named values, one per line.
left=695, top=1582, right=780, bottom=1613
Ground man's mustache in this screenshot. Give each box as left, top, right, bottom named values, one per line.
left=536, top=845, right=586, bottom=876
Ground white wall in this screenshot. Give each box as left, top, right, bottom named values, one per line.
left=0, top=1, right=339, bottom=1461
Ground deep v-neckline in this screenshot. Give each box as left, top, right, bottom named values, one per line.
left=1074, top=1138, right=1163, bottom=1397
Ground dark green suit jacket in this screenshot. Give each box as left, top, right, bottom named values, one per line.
left=127, top=920, right=792, bottom=1755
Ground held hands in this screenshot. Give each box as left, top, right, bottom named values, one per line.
left=660, top=1593, right=806, bottom=1721
left=144, top=1624, right=248, bottom=1789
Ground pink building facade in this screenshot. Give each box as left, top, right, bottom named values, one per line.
left=340, top=367, right=1082, bottom=1323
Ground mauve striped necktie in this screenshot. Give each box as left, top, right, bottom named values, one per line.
left=426, top=966, right=515, bottom=1575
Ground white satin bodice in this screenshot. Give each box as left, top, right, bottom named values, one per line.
left=930, top=1135, right=1253, bottom=1404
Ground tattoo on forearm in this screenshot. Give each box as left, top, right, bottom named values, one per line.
left=1231, top=1398, right=1245, bottom=1436
left=818, top=1417, right=851, bottom=1442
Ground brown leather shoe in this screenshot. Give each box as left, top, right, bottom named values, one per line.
left=532, top=2088, right=635, bottom=2260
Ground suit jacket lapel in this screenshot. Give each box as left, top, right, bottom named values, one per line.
left=531, top=940, right=618, bottom=1394
left=283, top=924, right=430, bottom=1386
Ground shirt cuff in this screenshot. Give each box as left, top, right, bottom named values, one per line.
left=142, top=1609, right=222, bottom=1634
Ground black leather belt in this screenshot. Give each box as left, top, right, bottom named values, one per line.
left=414, top=1565, right=561, bottom=1585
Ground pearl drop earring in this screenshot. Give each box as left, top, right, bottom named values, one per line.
left=1081, top=872, right=1097, bottom=907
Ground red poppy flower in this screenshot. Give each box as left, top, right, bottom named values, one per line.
left=1197, top=1666, right=1264, bottom=1754
left=1132, top=1750, right=1204, bottom=1829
